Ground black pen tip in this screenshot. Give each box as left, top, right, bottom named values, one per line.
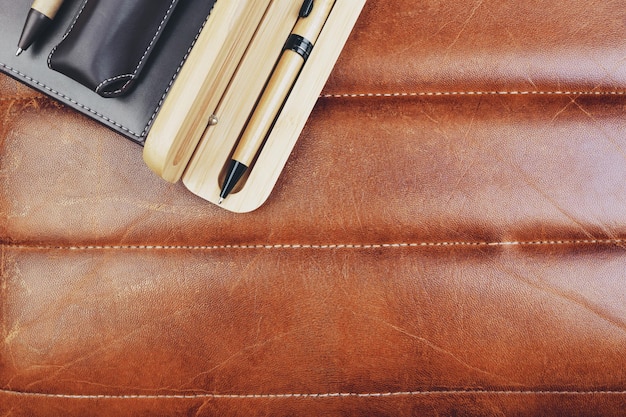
left=16, top=48, right=23, bottom=56
left=219, top=160, right=249, bottom=203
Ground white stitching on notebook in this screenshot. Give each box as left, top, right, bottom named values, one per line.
left=47, top=0, right=90, bottom=69
left=0, top=7, right=214, bottom=140
left=95, top=0, right=178, bottom=96
left=0, top=62, right=141, bottom=137
left=140, top=4, right=214, bottom=138
left=2, top=388, right=625, bottom=400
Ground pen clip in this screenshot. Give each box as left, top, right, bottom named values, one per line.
left=299, top=0, right=314, bottom=17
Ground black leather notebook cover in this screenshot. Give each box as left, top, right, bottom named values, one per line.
left=0, top=0, right=217, bottom=145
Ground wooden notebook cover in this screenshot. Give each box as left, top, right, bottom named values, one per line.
left=0, top=0, right=217, bottom=145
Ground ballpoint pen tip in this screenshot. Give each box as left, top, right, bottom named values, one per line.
left=16, top=48, right=23, bottom=56
left=218, top=198, right=224, bottom=205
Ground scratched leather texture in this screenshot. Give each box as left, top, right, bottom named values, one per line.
left=2, top=0, right=626, bottom=416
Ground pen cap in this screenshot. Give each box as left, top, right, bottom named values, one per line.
left=292, top=0, right=335, bottom=44
left=32, top=0, right=64, bottom=19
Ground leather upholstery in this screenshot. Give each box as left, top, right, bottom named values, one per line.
left=2, top=0, right=626, bottom=415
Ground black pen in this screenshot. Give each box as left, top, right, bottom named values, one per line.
left=16, top=0, right=66, bottom=56
left=219, top=0, right=335, bottom=203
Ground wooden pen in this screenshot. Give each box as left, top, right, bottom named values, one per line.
left=16, top=0, right=66, bottom=55
left=219, top=0, right=336, bottom=203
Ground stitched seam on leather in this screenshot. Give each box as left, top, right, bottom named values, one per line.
left=321, top=91, right=626, bottom=98
left=0, top=62, right=141, bottom=137
left=47, top=0, right=90, bottom=69
left=2, top=389, right=625, bottom=399
left=3, top=239, right=625, bottom=251
left=0, top=64, right=624, bottom=139
left=0, top=5, right=214, bottom=140
left=95, top=0, right=178, bottom=96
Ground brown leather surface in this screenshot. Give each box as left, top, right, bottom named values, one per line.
left=2, top=0, right=626, bottom=415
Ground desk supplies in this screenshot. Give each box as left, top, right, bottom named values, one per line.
left=150, top=0, right=366, bottom=212
left=219, top=0, right=335, bottom=203
left=16, top=0, right=65, bottom=56
left=48, top=0, right=180, bottom=97
left=1, top=0, right=365, bottom=213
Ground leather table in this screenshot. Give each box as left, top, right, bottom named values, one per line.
left=1, top=0, right=626, bottom=415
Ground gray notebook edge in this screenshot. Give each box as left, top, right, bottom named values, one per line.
left=0, top=0, right=217, bottom=145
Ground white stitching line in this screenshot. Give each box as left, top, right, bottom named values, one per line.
left=320, top=90, right=626, bottom=98
left=0, top=95, right=46, bottom=101
left=2, top=389, right=625, bottom=400
left=139, top=5, right=214, bottom=138
left=47, top=0, right=90, bottom=69
left=1, top=56, right=624, bottom=140
left=94, top=74, right=133, bottom=94
left=4, top=239, right=626, bottom=251
left=95, top=0, right=178, bottom=96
